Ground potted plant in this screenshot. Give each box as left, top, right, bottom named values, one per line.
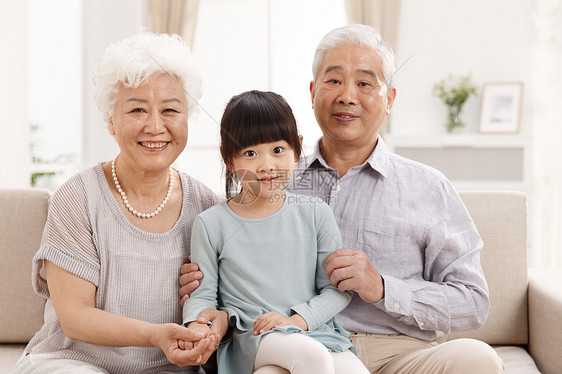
left=433, top=75, right=477, bottom=133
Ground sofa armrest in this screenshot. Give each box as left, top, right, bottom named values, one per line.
left=528, top=267, right=562, bottom=374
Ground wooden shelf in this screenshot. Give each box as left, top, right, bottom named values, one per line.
left=382, top=133, right=531, bottom=193
left=383, top=133, right=530, bottom=148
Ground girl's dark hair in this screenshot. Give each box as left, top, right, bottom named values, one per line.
left=220, top=90, right=302, bottom=199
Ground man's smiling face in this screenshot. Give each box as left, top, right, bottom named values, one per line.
left=310, top=43, right=395, bottom=148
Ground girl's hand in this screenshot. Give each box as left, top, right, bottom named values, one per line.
left=150, top=323, right=216, bottom=367
left=179, top=308, right=228, bottom=351
left=196, top=308, right=229, bottom=350
left=178, top=320, right=212, bottom=351
left=253, top=312, right=308, bottom=335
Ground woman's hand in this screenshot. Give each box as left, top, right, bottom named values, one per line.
left=45, top=261, right=218, bottom=366
left=253, top=312, right=308, bottom=335
left=180, top=308, right=229, bottom=352
left=196, top=308, right=229, bottom=348
left=150, top=323, right=216, bottom=367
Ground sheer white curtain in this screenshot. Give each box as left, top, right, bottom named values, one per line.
left=344, top=0, right=401, bottom=52
left=146, top=0, right=200, bottom=46
left=530, top=0, right=562, bottom=269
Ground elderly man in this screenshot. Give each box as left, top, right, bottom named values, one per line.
left=181, top=24, right=505, bottom=373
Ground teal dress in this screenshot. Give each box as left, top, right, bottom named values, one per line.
left=183, top=193, right=354, bottom=374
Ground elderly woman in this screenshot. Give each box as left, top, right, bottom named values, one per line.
left=12, top=32, right=227, bottom=374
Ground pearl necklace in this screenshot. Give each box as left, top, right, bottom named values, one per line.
left=111, top=157, right=174, bottom=219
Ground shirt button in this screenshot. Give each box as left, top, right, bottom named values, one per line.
left=336, top=185, right=341, bottom=192
left=419, top=322, right=424, bottom=327
left=393, top=302, right=400, bottom=309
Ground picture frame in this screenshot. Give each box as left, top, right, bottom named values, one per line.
left=478, top=82, right=523, bottom=134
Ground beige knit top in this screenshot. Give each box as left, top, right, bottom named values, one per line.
left=23, top=164, right=218, bottom=374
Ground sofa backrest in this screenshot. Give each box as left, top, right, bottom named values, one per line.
left=0, top=189, right=50, bottom=343
left=0, top=189, right=529, bottom=346
left=447, top=191, right=528, bottom=345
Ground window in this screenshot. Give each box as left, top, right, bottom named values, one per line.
left=28, top=0, right=82, bottom=190
left=176, top=0, right=346, bottom=194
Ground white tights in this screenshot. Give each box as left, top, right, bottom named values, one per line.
left=253, top=332, right=369, bottom=374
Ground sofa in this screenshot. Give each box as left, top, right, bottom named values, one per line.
left=1, top=189, right=561, bottom=373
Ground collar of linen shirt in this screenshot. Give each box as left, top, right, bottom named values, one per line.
left=304, top=135, right=390, bottom=179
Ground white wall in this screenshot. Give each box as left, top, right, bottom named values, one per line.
left=0, top=0, right=29, bottom=188
left=390, top=0, right=534, bottom=135
left=28, top=0, right=82, bottom=162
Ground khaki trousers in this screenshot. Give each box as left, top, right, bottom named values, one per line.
left=253, top=334, right=505, bottom=374
left=351, top=334, right=505, bottom=374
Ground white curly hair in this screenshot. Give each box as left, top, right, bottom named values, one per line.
left=93, top=32, right=202, bottom=121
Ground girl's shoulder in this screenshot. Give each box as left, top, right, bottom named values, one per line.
left=285, top=192, right=333, bottom=219
left=196, top=200, right=230, bottom=222
left=285, top=191, right=326, bottom=205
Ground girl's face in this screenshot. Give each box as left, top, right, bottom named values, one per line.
left=231, top=140, right=298, bottom=202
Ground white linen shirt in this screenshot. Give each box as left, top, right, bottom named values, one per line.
left=286, top=136, right=489, bottom=341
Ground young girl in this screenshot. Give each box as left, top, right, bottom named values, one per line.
left=182, top=90, right=369, bottom=374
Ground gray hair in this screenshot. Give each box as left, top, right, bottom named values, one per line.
left=312, top=24, right=396, bottom=91
left=93, top=32, right=202, bottom=121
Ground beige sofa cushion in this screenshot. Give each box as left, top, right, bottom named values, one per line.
left=493, top=346, right=540, bottom=374
left=0, top=344, right=26, bottom=371
left=0, top=189, right=49, bottom=343
left=448, top=191, right=528, bottom=345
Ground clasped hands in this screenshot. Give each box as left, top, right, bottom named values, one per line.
left=175, top=308, right=227, bottom=365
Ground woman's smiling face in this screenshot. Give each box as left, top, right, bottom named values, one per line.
left=109, top=73, right=188, bottom=173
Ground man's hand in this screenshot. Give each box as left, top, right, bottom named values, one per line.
left=324, top=248, right=385, bottom=303
left=253, top=312, right=308, bottom=335
left=179, top=259, right=203, bottom=307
